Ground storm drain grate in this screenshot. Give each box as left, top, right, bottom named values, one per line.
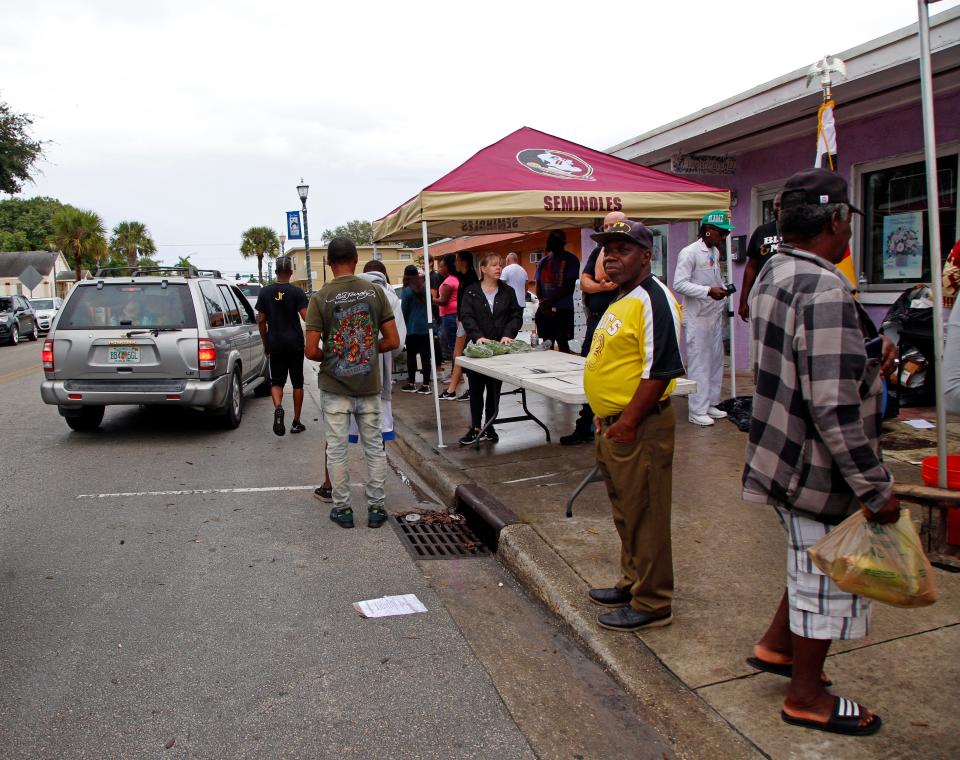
left=391, top=515, right=490, bottom=560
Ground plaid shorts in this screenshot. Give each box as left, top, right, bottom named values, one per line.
left=774, top=506, right=871, bottom=641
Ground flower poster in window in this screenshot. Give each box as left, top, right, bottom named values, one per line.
left=882, top=212, right=924, bottom=280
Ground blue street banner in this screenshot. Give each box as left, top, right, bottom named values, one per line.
left=287, top=211, right=303, bottom=240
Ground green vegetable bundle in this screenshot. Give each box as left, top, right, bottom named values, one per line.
left=505, top=339, right=532, bottom=354
left=464, top=342, right=494, bottom=359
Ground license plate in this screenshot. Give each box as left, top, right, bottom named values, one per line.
left=108, top=347, right=140, bottom=364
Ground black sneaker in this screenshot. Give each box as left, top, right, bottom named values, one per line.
left=368, top=507, right=388, bottom=528
left=273, top=407, right=285, bottom=436
left=416, top=384, right=431, bottom=394
left=458, top=428, right=481, bottom=446
left=480, top=426, right=499, bottom=443
left=439, top=391, right=457, bottom=400
left=560, top=428, right=594, bottom=446
left=329, top=507, right=354, bottom=529
left=455, top=390, right=470, bottom=402
left=400, top=382, right=417, bottom=393
left=290, top=421, right=306, bottom=434
left=314, top=485, right=333, bottom=503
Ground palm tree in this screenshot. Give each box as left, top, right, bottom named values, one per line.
left=110, top=220, right=156, bottom=267
left=240, top=226, right=279, bottom=284
left=49, top=207, right=107, bottom=281
left=174, top=255, right=193, bottom=270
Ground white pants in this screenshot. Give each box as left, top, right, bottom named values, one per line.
left=685, top=319, right=724, bottom=416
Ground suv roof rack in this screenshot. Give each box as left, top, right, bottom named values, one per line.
left=93, top=266, right=223, bottom=279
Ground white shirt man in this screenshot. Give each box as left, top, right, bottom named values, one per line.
left=672, top=210, right=733, bottom=426
left=500, top=252, right=528, bottom=307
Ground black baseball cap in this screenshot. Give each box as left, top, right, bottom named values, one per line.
left=781, top=168, right=863, bottom=215
left=590, top=220, right=654, bottom=249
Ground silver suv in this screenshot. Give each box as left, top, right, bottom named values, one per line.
left=40, top=267, right=269, bottom=431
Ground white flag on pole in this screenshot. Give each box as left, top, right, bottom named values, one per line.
left=815, top=100, right=838, bottom=169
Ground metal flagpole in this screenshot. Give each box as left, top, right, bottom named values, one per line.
left=917, top=0, right=948, bottom=488
left=422, top=220, right=445, bottom=448
left=725, top=234, right=736, bottom=398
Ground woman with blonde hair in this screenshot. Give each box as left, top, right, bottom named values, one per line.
left=457, top=253, right=523, bottom=445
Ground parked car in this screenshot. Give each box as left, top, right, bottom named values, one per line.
left=236, top=282, right=262, bottom=311
left=40, top=267, right=270, bottom=431
left=0, top=294, right=39, bottom=345
left=29, top=296, right=63, bottom=335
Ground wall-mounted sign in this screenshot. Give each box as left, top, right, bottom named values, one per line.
left=670, top=153, right=737, bottom=176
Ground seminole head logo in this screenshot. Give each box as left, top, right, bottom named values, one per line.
left=516, top=149, right=594, bottom=181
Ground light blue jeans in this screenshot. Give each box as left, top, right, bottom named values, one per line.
left=321, top=392, right=386, bottom=512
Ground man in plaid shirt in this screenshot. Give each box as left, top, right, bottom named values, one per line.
left=743, top=168, right=899, bottom=737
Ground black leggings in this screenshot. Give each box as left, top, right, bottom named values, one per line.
left=466, top=370, right=502, bottom=429
left=405, top=334, right=431, bottom=383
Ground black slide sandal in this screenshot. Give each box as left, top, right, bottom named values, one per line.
left=782, top=696, right=881, bottom=736
left=746, top=656, right=832, bottom=687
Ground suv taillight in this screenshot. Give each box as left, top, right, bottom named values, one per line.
left=198, top=338, right=216, bottom=370
left=42, top=339, right=54, bottom=371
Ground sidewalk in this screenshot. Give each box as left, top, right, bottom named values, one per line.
left=388, top=371, right=960, bottom=760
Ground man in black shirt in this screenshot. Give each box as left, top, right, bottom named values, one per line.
left=738, top=193, right=781, bottom=321
left=255, top=256, right=309, bottom=435
left=560, top=211, right=624, bottom=445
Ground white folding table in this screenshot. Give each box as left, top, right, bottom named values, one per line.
left=456, top=351, right=696, bottom=516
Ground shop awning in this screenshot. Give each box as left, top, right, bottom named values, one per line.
left=373, top=126, right=730, bottom=242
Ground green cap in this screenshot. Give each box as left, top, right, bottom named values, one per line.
left=701, top=209, right=734, bottom=230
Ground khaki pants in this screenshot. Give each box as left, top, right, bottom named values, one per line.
left=596, top=404, right=675, bottom=615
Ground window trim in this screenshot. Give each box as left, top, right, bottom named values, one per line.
left=852, top=141, right=960, bottom=292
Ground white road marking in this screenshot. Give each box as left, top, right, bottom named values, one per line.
left=76, top=484, right=348, bottom=499
left=501, top=472, right=559, bottom=484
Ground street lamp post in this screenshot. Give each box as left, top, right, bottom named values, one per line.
left=297, top=180, right=312, bottom=293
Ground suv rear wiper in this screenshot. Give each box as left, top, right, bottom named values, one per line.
left=124, top=328, right=184, bottom=338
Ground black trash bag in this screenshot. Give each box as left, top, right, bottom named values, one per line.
left=881, top=285, right=936, bottom=408
left=715, top=396, right=753, bottom=432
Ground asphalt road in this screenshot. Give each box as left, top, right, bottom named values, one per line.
left=0, top=341, right=670, bottom=759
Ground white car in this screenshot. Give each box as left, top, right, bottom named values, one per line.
left=29, top=297, right=63, bottom=335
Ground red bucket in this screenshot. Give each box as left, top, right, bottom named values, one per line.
left=920, top=455, right=960, bottom=545
left=920, top=455, right=960, bottom=489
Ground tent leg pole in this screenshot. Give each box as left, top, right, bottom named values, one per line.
left=918, top=0, right=947, bottom=488
left=726, top=234, right=737, bottom=399
left=422, top=220, right=445, bottom=449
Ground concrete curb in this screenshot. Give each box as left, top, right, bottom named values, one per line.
left=390, top=416, right=761, bottom=758
left=497, top=524, right=762, bottom=760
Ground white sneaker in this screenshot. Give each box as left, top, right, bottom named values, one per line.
left=688, top=414, right=715, bottom=426
left=707, top=406, right=727, bottom=419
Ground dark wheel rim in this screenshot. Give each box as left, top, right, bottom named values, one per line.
left=231, top=373, right=241, bottom=419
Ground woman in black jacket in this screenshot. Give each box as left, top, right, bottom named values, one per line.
left=457, top=253, right=524, bottom=445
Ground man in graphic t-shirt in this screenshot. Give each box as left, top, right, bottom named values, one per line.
left=738, top=192, right=782, bottom=322
left=255, top=256, right=309, bottom=436
left=305, top=237, right=400, bottom=529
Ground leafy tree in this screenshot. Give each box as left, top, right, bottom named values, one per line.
left=49, top=207, right=108, bottom=281
left=239, top=226, right=279, bottom=284
left=321, top=219, right=373, bottom=245
left=110, top=220, right=156, bottom=267
left=0, top=196, right=74, bottom=251
left=0, top=100, right=45, bottom=195
left=174, top=255, right=193, bottom=269
left=137, top=255, right=160, bottom=268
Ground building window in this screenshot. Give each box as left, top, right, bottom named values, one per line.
left=649, top=225, right=669, bottom=281
left=399, top=252, right=412, bottom=260
left=529, top=252, right=544, bottom=264
left=859, top=152, right=958, bottom=289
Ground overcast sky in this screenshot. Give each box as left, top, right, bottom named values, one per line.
left=4, top=0, right=957, bottom=276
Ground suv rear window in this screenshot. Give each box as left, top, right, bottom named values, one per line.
left=57, top=284, right=197, bottom=329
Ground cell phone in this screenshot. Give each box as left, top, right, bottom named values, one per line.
left=864, top=336, right=883, bottom=359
